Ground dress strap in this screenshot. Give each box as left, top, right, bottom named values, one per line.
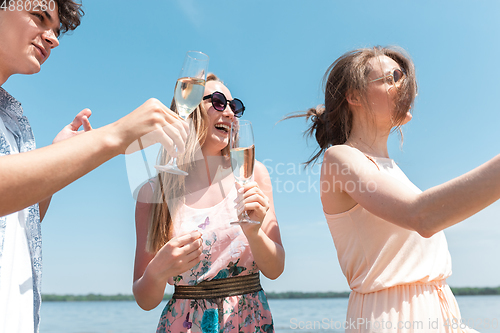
left=363, top=154, right=381, bottom=171
left=345, top=144, right=381, bottom=171
left=147, top=179, right=155, bottom=192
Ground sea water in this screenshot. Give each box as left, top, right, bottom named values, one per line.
left=40, top=296, right=500, bottom=333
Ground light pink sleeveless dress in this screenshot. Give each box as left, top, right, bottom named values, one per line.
left=324, top=155, right=479, bottom=333
left=156, top=186, right=274, bottom=333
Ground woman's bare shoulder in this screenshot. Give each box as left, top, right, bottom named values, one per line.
left=136, top=178, right=158, bottom=204
left=324, top=144, right=364, bottom=161
left=254, top=160, right=269, bottom=176
left=322, top=145, right=373, bottom=174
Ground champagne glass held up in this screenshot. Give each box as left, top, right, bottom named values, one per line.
left=230, top=120, right=259, bottom=225
left=155, top=51, right=209, bottom=175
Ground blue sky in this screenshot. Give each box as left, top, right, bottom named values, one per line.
left=4, top=0, right=500, bottom=295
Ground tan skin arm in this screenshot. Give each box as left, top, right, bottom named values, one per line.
left=238, top=161, right=285, bottom=280
left=321, top=145, right=500, bottom=238
left=133, top=184, right=203, bottom=311
left=0, top=98, right=188, bottom=218
left=133, top=160, right=285, bottom=310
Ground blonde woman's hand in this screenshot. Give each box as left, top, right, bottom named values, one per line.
left=147, top=231, right=203, bottom=282
left=235, top=181, right=270, bottom=231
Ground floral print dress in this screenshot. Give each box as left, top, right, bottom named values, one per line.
left=156, top=186, right=274, bottom=333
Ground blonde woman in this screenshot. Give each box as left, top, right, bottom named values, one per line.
left=133, top=74, right=284, bottom=333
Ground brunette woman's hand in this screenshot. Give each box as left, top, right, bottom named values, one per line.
left=146, top=231, right=203, bottom=282
left=235, top=181, right=270, bottom=229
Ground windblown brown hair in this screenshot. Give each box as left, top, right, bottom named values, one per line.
left=286, top=46, right=417, bottom=166
left=146, top=74, right=230, bottom=253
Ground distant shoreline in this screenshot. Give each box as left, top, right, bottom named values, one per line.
left=42, top=287, right=500, bottom=302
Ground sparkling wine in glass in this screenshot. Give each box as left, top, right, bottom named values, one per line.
left=230, top=120, right=259, bottom=225
left=155, top=51, right=209, bottom=175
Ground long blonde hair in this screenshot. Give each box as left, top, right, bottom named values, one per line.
left=146, top=73, right=230, bottom=252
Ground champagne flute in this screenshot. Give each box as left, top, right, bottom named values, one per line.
left=230, top=120, right=259, bottom=225
left=155, top=51, right=209, bottom=175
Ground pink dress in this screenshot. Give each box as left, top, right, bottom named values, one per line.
left=156, top=186, right=274, bottom=333
left=324, top=155, right=479, bottom=333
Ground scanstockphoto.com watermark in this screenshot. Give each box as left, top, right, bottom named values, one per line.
left=262, top=159, right=378, bottom=194
left=289, top=317, right=499, bottom=331
left=125, top=148, right=381, bottom=201
left=124, top=138, right=380, bottom=200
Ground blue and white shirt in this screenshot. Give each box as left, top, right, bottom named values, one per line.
left=0, top=87, right=41, bottom=333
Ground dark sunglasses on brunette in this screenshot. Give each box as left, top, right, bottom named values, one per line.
left=202, top=91, right=245, bottom=118
left=369, top=68, right=406, bottom=87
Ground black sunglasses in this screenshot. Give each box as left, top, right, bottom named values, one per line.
left=202, top=91, right=245, bottom=118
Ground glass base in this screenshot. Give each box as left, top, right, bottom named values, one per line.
left=230, top=219, right=260, bottom=225
left=154, top=164, right=188, bottom=176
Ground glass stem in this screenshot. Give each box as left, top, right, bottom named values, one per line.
left=167, top=147, right=179, bottom=166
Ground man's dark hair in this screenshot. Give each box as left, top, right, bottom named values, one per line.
left=54, top=0, right=84, bottom=34
left=1, top=0, right=84, bottom=35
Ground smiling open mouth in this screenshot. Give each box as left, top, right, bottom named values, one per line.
left=214, top=123, right=230, bottom=133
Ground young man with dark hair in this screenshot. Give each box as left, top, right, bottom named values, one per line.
left=0, top=1, right=188, bottom=331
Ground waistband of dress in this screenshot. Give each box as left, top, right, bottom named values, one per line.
left=173, top=273, right=262, bottom=299
left=350, top=279, right=448, bottom=295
